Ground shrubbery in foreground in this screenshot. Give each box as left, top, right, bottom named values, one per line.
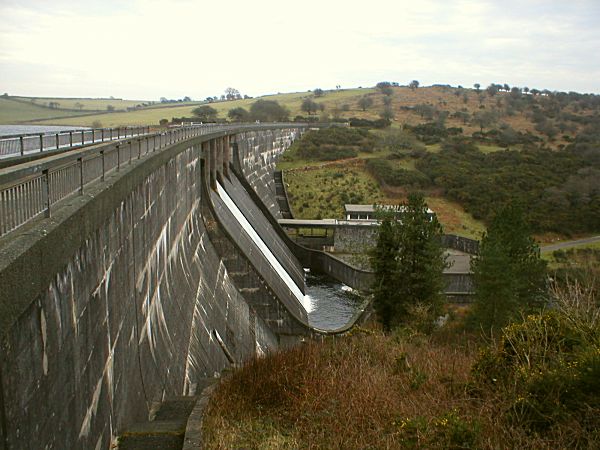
left=203, top=282, right=598, bottom=449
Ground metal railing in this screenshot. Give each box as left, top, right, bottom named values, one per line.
left=0, top=123, right=304, bottom=237
left=0, top=126, right=152, bottom=157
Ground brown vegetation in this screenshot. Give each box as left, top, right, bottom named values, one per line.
left=203, top=281, right=599, bottom=449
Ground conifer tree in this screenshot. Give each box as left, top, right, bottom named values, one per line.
left=370, top=193, right=448, bottom=330
left=470, top=205, right=547, bottom=333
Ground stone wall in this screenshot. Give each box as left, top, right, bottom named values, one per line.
left=334, top=224, right=379, bottom=253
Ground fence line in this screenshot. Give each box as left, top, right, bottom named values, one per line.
left=0, top=123, right=303, bottom=237
left=0, top=126, right=154, bottom=157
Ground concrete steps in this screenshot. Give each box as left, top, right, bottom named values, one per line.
left=117, top=379, right=217, bottom=450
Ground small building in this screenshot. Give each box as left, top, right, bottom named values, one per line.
left=344, top=204, right=434, bottom=222
left=344, top=204, right=378, bottom=221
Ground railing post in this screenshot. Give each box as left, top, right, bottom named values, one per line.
left=42, top=169, right=50, bottom=217
left=137, top=138, right=141, bottom=159
left=39, top=134, right=44, bottom=152
left=101, top=150, right=105, bottom=181
left=55, top=133, right=59, bottom=149
left=81, top=130, right=85, bottom=146
left=69, top=131, right=73, bottom=148
left=92, top=129, right=95, bottom=143
left=116, top=144, right=121, bottom=171
left=153, top=135, right=157, bottom=152
left=129, top=141, right=133, bottom=165
left=101, top=128, right=105, bottom=142
left=78, top=158, right=84, bottom=194
left=19, top=136, right=24, bottom=156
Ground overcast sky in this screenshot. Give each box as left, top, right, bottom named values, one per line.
left=1, top=0, right=599, bottom=100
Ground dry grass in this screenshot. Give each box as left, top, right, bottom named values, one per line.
left=202, top=318, right=597, bottom=449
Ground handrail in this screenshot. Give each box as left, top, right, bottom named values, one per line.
left=0, top=123, right=306, bottom=237
left=0, top=126, right=152, bottom=157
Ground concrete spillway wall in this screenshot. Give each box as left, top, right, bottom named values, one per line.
left=0, top=128, right=304, bottom=450
left=235, top=129, right=301, bottom=219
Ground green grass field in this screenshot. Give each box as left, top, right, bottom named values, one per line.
left=284, top=166, right=383, bottom=219
left=0, top=97, right=91, bottom=123
left=477, top=144, right=506, bottom=153
left=24, top=87, right=377, bottom=127
left=10, top=96, right=147, bottom=111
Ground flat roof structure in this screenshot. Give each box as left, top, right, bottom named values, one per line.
left=344, top=204, right=434, bottom=221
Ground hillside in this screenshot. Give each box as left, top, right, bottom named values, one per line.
left=2, top=84, right=596, bottom=150
left=0, top=97, right=92, bottom=123
left=276, top=84, right=600, bottom=241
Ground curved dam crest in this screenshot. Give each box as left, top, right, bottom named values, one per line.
left=0, top=126, right=358, bottom=450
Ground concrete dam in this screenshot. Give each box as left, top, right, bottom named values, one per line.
left=0, top=125, right=366, bottom=449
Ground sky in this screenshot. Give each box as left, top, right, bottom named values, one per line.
left=1, top=0, right=599, bottom=100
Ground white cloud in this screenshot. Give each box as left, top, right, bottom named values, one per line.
left=0, top=0, right=598, bottom=98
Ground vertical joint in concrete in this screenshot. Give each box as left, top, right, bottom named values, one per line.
left=209, top=139, right=217, bottom=190
left=222, top=135, right=231, bottom=179
left=216, top=137, right=224, bottom=183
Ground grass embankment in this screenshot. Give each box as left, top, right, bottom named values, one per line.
left=203, top=284, right=600, bottom=449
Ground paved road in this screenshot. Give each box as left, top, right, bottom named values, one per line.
left=540, top=235, right=600, bottom=253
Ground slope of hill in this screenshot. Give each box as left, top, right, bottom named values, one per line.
left=0, top=97, right=91, bottom=123
left=15, top=84, right=595, bottom=151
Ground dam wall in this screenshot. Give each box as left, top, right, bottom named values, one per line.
left=235, top=129, right=301, bottom=219
left=231, top=145, right=375, bottom=292
left=0, top=128, right=304, bottom=450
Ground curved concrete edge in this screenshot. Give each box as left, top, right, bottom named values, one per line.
left=231, top=152, right=374, bottom=289
left=182, top=384, right=217, bottom=450
left=199, top=160, right=312, bottom=331
left=0, top=125, right=307, bottom=341
left=230, top=145, right=375, bottom=334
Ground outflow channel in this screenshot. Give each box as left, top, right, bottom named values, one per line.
left=216, top=182, right=362, bottom=330
left=216, top=182, right=313, bottom=312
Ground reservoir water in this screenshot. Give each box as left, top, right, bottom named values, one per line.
left=0, top=125, right=89, bottom=137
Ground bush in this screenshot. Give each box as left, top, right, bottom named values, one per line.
left=349, top=117, right=391, bottom=128
left=406, top=122, right=460, bottom=144
left=289, top=127, right=376, bottom=161
left=473, top=281, right=600, bottom=433
left=366, top=159, right=431, bottom=188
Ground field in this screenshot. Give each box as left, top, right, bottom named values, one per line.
left=23, top=88, right=377, bottom=127
left=9, top=96, right=148, bottom=111
left=1, top=85, right=587, bottom=152
left=283, top=164, right=384, bottom=219
left=0, top=97, right=90, bottom=123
